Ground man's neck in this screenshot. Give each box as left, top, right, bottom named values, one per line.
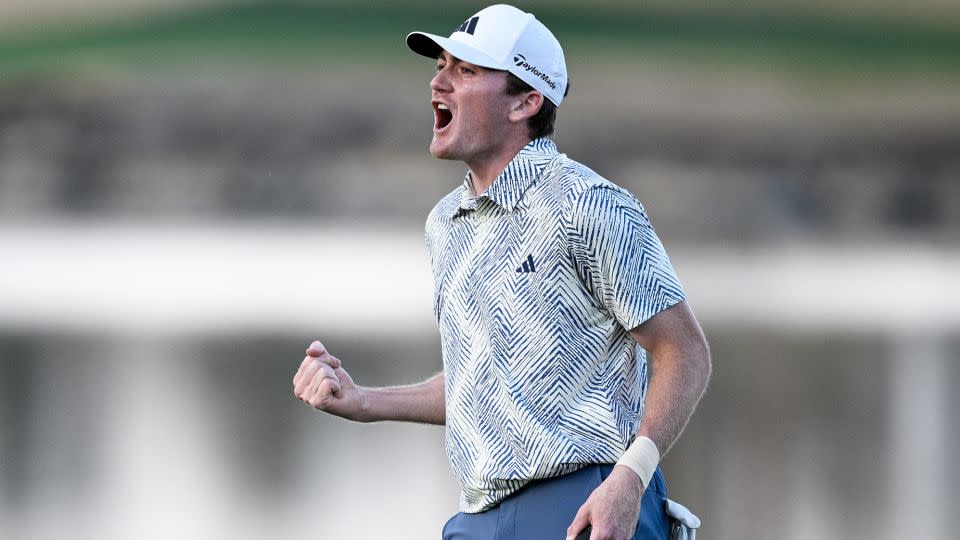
left=465, top=137, right=534, bottom=197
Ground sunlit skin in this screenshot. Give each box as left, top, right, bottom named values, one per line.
left=429, top=50, right=543, bottom=196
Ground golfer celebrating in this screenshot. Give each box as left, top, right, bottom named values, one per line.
left=293, top=5, right=711, bottom=539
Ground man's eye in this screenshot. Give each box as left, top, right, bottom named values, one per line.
left=460, top=66, right=474, bottom=75
left=436, top=64, right=445, bottom=71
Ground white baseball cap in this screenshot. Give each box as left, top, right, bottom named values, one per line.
left=406, top=4, right=568, bottom=106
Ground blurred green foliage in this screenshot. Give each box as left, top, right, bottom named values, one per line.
left=0, top=2, right=958, bottom=78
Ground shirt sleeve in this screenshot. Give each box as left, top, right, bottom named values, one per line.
left=565, top=184, right=685, bottom=330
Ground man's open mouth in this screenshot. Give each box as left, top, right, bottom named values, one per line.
left=434, top=102, right=453, bottom=132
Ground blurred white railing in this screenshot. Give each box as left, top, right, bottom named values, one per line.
left=1, top=222, right=957, bottom=335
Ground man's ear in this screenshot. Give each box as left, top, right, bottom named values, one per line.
left=508, top=91, right=544, bottom=124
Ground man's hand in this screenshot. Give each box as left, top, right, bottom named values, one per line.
left=293, top=340, right=367, bottom=422
left=566, top=465, right=645, bottom=540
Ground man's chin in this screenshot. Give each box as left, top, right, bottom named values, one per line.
left=429, top=139, right=456, bottom=160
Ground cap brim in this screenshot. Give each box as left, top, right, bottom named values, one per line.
left=406, top=32, right=506, bottom=71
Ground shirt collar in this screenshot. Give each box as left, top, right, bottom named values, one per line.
left=451, top=138, right=559, bottom=218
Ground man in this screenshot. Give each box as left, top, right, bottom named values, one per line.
left=292, top=5, right=711, bottom=539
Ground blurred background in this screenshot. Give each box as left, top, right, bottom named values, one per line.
left=1, top=1, right=958, bottom=538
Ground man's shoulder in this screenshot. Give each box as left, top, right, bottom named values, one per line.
left=546, top=153, right=640, bottom=214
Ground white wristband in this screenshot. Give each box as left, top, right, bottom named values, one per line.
left=616, top=436, right=660, bottom=489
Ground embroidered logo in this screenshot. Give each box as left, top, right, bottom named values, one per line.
left=516, top=254, right=537, bottom=273
left=455, top=16, right=479, bottom=35
left=512, top=54, right=557, bottom=90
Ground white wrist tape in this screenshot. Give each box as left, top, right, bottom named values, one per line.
left=617, top=436, right=660, bottom=489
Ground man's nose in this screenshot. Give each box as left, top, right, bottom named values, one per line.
left=430, top=68, right=451, bottom=93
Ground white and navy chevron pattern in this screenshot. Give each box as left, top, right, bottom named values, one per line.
left=424, top=138, right=685, bottom=513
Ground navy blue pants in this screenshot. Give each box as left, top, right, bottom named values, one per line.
left=442, top=465, right=671, bottom=539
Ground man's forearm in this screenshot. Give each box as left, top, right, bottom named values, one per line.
left=627, top=301, right=712, bottom=460
left=635, top=336, right=711, bottom=458
left=357, top=371, right=446, bottom=425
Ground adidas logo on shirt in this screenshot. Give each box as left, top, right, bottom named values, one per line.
left=516, top=254, right=536, bottom=273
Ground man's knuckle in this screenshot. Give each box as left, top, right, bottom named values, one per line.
left=592, top=525, right=610, bottom=537
left=312, top=394, right=332, bottom=409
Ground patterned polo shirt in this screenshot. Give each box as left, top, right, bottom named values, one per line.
left=424, top=137, right=685, bottom=513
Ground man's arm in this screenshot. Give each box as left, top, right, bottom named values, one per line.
left=358, top=372, right=446, bottom=425
left=293, top=340, right=445, bottom=425
left=628, top=299, right=711, bottom=458
left=566, top=300, right=711, bottom=540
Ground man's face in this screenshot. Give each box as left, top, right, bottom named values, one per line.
left=429, top=50, right=514, bottom=163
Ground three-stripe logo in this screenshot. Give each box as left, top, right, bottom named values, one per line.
left=516, top=254, right=536, bottom=273
left=455, top=16, right=480, bottom=35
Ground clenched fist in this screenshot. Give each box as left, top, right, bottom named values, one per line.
left=293, top=340, right=367, bottom=422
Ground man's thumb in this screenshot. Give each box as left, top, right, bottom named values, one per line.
left=306, top=341, right=324, bottom=356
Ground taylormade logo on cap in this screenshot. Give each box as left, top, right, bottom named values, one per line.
left=513, top=54, right=557, bottom=90
left=406, top=4, right=568, bottom=106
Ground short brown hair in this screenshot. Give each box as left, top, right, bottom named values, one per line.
left=504, top=72, right=568, bottom=139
